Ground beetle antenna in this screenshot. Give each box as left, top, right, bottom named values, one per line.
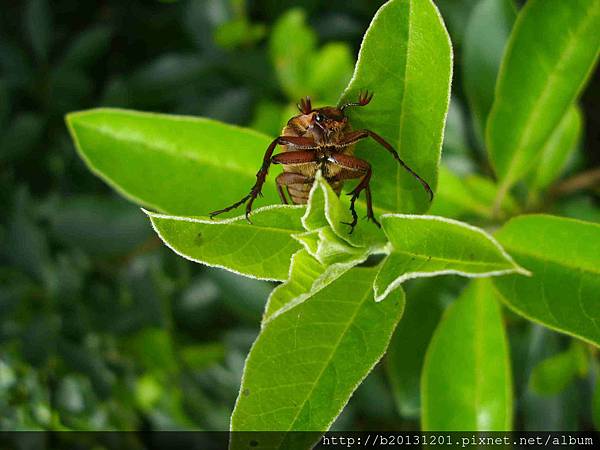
left=297, top=96, right=312, bottom=114
left=340, top=90, right=373, bottom=111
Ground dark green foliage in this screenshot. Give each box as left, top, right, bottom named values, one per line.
left=1, top=0, right=598, bottom=435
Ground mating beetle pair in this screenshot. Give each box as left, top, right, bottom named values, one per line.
left=210, top=92, right=433, bottom=233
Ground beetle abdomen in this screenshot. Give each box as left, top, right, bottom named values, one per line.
left=279, top=122, right=350, bottom=204
left=286, top=179, right=343, bottom=205
left=287, top=183, right=311, bottom=204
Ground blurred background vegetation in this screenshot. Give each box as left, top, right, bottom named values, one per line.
left=0, top=0, right=598, bottom=432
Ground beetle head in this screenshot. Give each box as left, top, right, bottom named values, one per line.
left=294, top=91, right=376, bottom=144
left=310, top=107, right=348, bottom=143
left=295, top=96, right=350, bottom=144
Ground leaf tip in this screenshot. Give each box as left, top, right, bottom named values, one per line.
left=373, top=288, right=387, bottom=303
left=140, top=208, right=156, bottom=218
left=515, top=265, right=532, bottom=277
left=64, top=109, right=94, bottom=128
left=373, top=277, right=394, bottom=303
left=64, top=111, right=82, bottom=136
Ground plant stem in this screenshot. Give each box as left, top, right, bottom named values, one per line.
left=551, top=167, right=600, bottom=196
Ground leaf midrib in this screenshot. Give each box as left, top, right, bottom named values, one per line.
left=390, top=247, right=511, bottom=270
left=281, top=282, right=372, bottom=434
left=76, top=120, right=260, bottom=178
left=473, top=284, right=484, bottom=429
left=395, top=0, right=412, bottom=210
left=78, top=120, right=408, bottom=216
left=502, top=245, right=600, bottom=276
left=496, top=1, right=598, bottom=183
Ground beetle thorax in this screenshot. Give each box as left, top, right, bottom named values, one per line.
left=285, top=109, right=349, bottom=146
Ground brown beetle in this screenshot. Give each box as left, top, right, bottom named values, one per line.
left=210, top=91, right=433, bottom=233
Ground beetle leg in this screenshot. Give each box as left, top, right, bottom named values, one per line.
left=328, top=154, right=380, bottom=233
left=276, top=179, right=288, bottom=204
left=271, top=151, right=319, bottom=165
left=210, top=137, right=317, bottom=221
left=339, top=129, right=433, bottom=201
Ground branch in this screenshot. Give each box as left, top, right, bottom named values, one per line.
left=551, top=167, right=600, bottom=196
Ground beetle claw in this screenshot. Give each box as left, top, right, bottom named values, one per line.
left=358, top=90, right=373, bottom=106
left=341, top=221, right=357, bottom=235
left=369, top=216, right=381, bottom=228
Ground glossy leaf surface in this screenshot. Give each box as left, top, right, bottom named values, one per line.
left=67, top=108, right=277, bottom=216
left=262, top=249, right=326, bottom=320
left=421, top=280, right=512, bottom=430
left=264, top=173, right=382, bottom=320
left=374, top=215, right=527, bottom=302
left=340, top=0, right=452, bottom=214
left=487, top=0, right=600, bottom=191
left=462, top=0, right=516, bottom=142
left=493, top=215, right=600, bottom=346
left=528, top=106, right=582, bottom=192
left=302, top=172, right=387, bottom=249
left=263, top=238, right=371, bottom=322
left=231, top=268, right=404, bottom=442
left=146, top=206, right=304, bottom=281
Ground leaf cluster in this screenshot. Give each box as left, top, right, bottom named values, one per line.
left=3, top=0, right=600, bottom=439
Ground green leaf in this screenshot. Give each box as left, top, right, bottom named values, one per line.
left=262, top=240, right=370, bottom=322
left=61, top=26, right=112, bottom=70
left=66, top=108, right=278, bottom=216
left=374, top=214, right=528, bottom=302
left=529, top=342, right=588, bottom=396
left=528, top=106, right=582, bottom=192
left=307, top=43, right=353, bottom=104
left=214, top=19, right=266, bottom=49
left=556, top=196, right=600, bottom=224
left=339, top=0, right=452, bottom=214
left=487, top=0, right=600, bottom=194
left=386, top=278, right=446, bottom=418
left=263, top=249, right=326, bottom=320
left=421, top=280, right=512, bottom=431
left=429, top=165, right=517, bottom=220
left=463, top=0, right=516, bottom=143
left=145, top=205, right=304, bottom=281
left=493, top=215, right=600, bottom=347
left=293, top=227, right=367, bottom=267
left=231, top=267, right=404, bottom=442
left=269, top=8, right=316, bottom=100
left=264, top=175, right=383, bottom=321
left=25, top=0, right=53, bottom=63
left=593, top=364, right=600, bottom=430
left=302, top=171, right=387, bottom=249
